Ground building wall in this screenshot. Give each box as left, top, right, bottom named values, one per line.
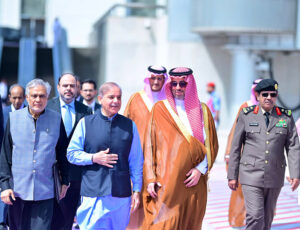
left=45, top=0, right=126, bottom=48
left=96, top=16, right=232, bottom=129
left=273, top=52, right=300, bottom=120
left=96, top=16, right=300, bottom=127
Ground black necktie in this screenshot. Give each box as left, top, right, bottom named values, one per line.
left=264, top=112, right=270, bottom=127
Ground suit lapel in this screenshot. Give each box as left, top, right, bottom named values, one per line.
left=53, top=98, right=62, bottom=114
left=74, top=101, right=82, bottom=124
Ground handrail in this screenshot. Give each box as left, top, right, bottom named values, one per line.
left=94, top=2, right=167, bottom=28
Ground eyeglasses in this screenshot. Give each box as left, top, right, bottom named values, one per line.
left=261, top=92, right=277, bottom=98
left=150, top=76, right=164, bottom=81
left=82, top=89, right=95, bottom=93
left=171, top=81, right=188, bottom=88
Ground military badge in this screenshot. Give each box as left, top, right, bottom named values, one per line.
left=276, top=119, right=287, bottom=128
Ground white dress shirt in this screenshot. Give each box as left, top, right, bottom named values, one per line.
left=83, top=99, right=96, bottom=113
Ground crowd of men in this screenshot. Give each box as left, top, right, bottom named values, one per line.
left=0, top=65, right=298, bottom=230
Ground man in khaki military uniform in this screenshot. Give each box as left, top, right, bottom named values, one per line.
left=228, top=79, right=300, bottom=230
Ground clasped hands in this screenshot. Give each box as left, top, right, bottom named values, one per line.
left=147, top=168, right=202, bottom=198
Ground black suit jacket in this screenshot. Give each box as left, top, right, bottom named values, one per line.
left=94, top=102, right=101, bottom=113
left=2, top=105, right=11, bottom=130
left=47, top=97, right=92, bottom=181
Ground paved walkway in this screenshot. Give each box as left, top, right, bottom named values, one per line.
left=203, top=163, right=300, bottom=230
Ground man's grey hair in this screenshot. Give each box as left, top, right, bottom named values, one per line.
left=25, top=79, right=52, bottom=97
left=99, top=82, right=122, bottom=97
left=9, top=84, right=25, bottom=96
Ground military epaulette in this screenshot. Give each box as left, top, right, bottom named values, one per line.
left=243, top=106, right=256, bottom=115
left=276, top=106, right=292, bottom=117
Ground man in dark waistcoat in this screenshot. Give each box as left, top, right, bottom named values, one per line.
left=0, top=79, right=69, bottom=230
left=47, top=73, right=92, bottom=230
left=67, top=82, right=144, bottom=230
left=228, top=79, right=300, bottom=230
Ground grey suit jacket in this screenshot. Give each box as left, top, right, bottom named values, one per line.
left=228, top=105, right=300, bottom=188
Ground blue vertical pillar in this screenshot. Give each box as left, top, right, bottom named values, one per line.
left=229, top=48, right=256, bottom=119
left=52, top=19, right=73, bottom=96
left=18, top=38, right=36, bottom=88
left=60, top=28, right=73, bottom=74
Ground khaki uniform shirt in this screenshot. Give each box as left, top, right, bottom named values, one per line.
left=228, top=105, right=300, bottom=188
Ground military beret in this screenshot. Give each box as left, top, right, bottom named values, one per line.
left=254, top=79, right=278, bottom=93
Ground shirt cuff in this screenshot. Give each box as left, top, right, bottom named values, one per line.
left=132, top=182, right=142, bottom=193
left=196, top=155, right=208, bottom=174
left=86, top=154, right=93, bottom=165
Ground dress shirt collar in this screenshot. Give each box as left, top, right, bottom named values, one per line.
left=59, top=97, right=75, bottom=109
left=83, top=99, right=96, bottom=109
left=11, top=103, right=24, bottom=112
left=261, top=107, right=274, bottom=115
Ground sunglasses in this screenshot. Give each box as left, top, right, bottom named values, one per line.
left=171, top=81, right=188, bottom=88
left=261, top=92, right=277, bottom=98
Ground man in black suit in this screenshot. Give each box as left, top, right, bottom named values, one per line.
left=2, top=84, right=25, bottom=128
left=80, top=79, right=101, bottom=113
left=47, top=73, right=92, bottom=230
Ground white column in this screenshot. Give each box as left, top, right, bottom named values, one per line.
left=229, top=48, right=256, bottom=119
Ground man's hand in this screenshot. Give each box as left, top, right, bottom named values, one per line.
left=92, top=148, right=118, bottom=168
left=1, top=189, right=15, bottom=205
left=184, top=168, right=202, bottom=188
left=224, top=155, right=230, bottom=164
left=60, top=184, right=70, bottom=200
left=130, top=192, right=140, bottom=213
left=286, top=176, right=300, bottom=192
left=147, top=182, right=161, bottom=198
left=228, top=179, right=238, bottom=191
